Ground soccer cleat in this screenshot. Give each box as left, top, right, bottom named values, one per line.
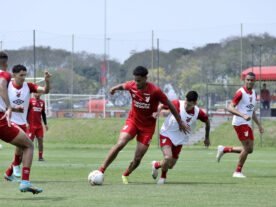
left=19, top=180, right=43, bottom=194
left=122, top=175, right=129, bottom=184
left=232, top=172, right=246, bottom=178
left=157, top=178, right=166, bottom=184
left=13, top=165, right=21, bottom=178
left=151, top=161, right=159, bottom=179
left=38, top=158, right=45, bottom=162
left=4, top=173, right=19, bottom=182
left=216, top=145, right=225, bottom=162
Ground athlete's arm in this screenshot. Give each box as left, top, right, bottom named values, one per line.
left=12, top=105, right=24, bottom=113
left=41, top=110, right=48, bottom=131
left=0, top=78, right=12, bottom=126
left=203, top=119, right=210, bottom=147
left=163, top=100, right=190, bottom=134
left=36, top=71, right=51, bottom=94
left=152, top=104, right=163, bottom=119
left=228, top=102, right=250, bottom=121
left=252, top=111, right=264, bottom=133
left=110, top=83, right=126, bottom=95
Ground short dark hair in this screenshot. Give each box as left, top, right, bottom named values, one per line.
left=263, top=83, right=266, bottom=86
left=246, top=72, right=256, bottom=78
left=186, top=91, right=198, bottom=102
left=0, top=51, right=8, bottom=65
left=133, top=66, right=148, bottom=77
left=12, top=64, right=27, bottom=73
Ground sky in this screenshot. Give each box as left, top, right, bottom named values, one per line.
left=0, top=0, right=276, bottom=63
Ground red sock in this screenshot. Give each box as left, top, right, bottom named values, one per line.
left=223, top=147, right=233, bottom=153
left=14, top=154, right=21, bottom=166
left=161, top=170, right=167, bottom=179
left=123, top=169, right=130, bottom=176
left=154, top=161, right=161, bottom=169
left=5, top=164, right=13, bottom=176
left=39, top=151, right=43, bottom=159
left=99, top=167, right=105, bottom=173
left=22, top=167, right=30, bottom=181
left=235, top=164, right=243, bottom=173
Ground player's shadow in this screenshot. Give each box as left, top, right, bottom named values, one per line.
left=165, top=181, right=237, bottom=185
left=33, top=180, right=81, bottom=184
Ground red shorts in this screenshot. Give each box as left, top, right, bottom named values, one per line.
left=234, top=124, right=254, bottom=141
left=121, top=119, right=155, bottom=147
left=11, top=122, right=27, bottom=133
left=160, top=135, right=182, bottom=159
left=28, top=125, right=44, bottom=139
left=0, top=113, right=20, bottom=143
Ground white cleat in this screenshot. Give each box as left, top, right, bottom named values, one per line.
left=151, top=161, right=158, bottom=179
left=216, top=145, right=225, bottom=162
left=157, top=178, right=166, bottom=184
left=232, top=172, right=246, bottom=178
left=13, top=165, right=21, bottom=178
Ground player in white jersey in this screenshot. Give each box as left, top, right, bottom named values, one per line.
left=216, top=72, right=264, bottom=178
left=151, top=91, right=210, bottom=184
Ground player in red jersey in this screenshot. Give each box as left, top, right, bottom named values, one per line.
left=98, top=66, right=190, bottom=184
left=27, top=93, right=48, bottom=161
left=0, top=53, right=43, bottom=194
left=216, top=72, right=264, bottom=178
left=151, top=91, right=210, bottom=184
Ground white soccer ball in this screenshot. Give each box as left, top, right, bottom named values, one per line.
left=0, top=144, right=2, bottom=150
left=88, top=170, right=104, bottom=185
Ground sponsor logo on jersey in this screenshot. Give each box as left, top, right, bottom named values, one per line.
left=133, top=100, right=150, bottom=109
left=33, top=107, right=42, bottom=112
left=13, top=99, right=24, bottom=105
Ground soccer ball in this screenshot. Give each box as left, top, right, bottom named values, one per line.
left=88, top=170, right=104, bottom=185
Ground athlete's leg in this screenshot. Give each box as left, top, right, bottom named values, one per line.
left=37, top=137, right=44, bottom=160
left=101, top=132, right=132, bottom=171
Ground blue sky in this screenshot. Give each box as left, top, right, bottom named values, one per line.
left=1, top=0, right=276, bottom=62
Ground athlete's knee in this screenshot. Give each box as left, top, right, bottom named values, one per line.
left=164, top=155, right=173, bottom=164
left=247, top=147, right=253, bottom=154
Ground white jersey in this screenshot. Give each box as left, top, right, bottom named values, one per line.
left=160, top=101, right=200, bottom=146
left=232, top=87, right=256, bottom=126
left=0, top=70, right=11, bottom=112
left=8, top=82, right=37, bottom=125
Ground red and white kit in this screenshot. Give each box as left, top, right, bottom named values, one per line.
left=27, top=97, right=45, bottom=139
left=160, top=100, right=208, bottom=158
left=0, top=70, right=20, bottom=142
left=121, top=81, right=168, bottom=146
left=232, top=86, right=257, bottom=140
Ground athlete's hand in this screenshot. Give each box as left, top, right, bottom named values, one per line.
left=44, top=71, right=52, bottom=82
left=179, top=121, right=190, bottom=134
left=242, top=114, right=251, bottom=121
left=1, top=107, right=12, bottom=127
left=45, top=125, right=49, bottom=131
left=152, top=111, right=160, bottom=119
left=204, top=136, right=210, bottom=147
left=110, top=87, right=116, bottom=95
left=258, top=125, right=264, bottom=134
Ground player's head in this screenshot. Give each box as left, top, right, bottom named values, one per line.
left=0, top=51, right=8, bottom=69
left=12, top=64, right=27, bottom=85
left=34, top=93, right=40, bottom=100
left=263, top=83, right=266, bottom=88
left=245, top=72, right=256, bottom=90
left=185, top=91, right=198, bottom=111
left=133, top=66, right=148, bottom=90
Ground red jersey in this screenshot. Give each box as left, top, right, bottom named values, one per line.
left=0, top=70, right=11, bottom=112
left=27, top=97, right=45, bottom=127
left=125, top=81, right=168, bottom=127
left=163, top=100, right=208, bottom=122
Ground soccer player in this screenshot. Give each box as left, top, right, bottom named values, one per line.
left=216, top=72, right=264, bottom=178
left=0, top=53, right=43, bottom=194
left=27, top=93, right=48, bottom=161
left=98, top=66, right=189, bottom=184
left=4, top=64, right=51, bottom=182
left=151, top=91, right=210, bottom=184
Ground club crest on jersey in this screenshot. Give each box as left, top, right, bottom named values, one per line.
left=41, top=103, right=43, bottom=107
left=145, top=96, right=150, bottom=103
left=16, top=91, right=21, bottom=97
left=186, top=117, right=192, bottom=123
left=249, top=97, right=252, bottom=102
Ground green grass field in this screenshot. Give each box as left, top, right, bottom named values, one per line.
left=0, top=118, right=276, bottom=207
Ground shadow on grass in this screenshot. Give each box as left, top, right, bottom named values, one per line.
left=132, top=181, right=237, bottom=185
left=0, top=196, right=66, bottom=201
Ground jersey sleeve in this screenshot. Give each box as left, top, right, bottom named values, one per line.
left=27, top=83, right=39, bottom=93
left=0, top=71, right=11, bottom=84
left=197, top=109, right=208, bottom=122
left=162, top=99, right=179, bottom=111
left=156, top=88, right=168, bottom=104
left=232, top=90, right=242, bottom=105
left=42, top=100, right=45, bottom=112
left=124, top=81, right=132, bottom=91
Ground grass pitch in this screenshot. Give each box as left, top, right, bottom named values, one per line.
left=0, top=143, right=276, bottom=207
